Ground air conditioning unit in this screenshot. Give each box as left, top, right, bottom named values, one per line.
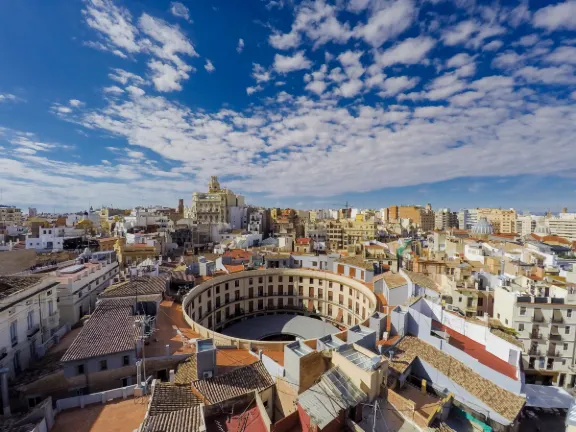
left=202, top=371, right=213, bottom=379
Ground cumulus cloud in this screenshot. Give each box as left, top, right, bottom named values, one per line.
left=354, top=0, right=415, bottom=47
left=273, top=51, right=312, bottom=73
left=204, top=59, right=215, bottom=73
left=376, top=36, right=435, bottom=68
left=0, top=93, right=18, bottom=103
left=170, top=2, right=192, bottom=22
left=533, top=1, right=576, bottom=31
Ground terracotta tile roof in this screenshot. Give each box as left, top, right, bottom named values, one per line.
left=296, top=238, right=312, bottom=245
left=223, top=249, right=252, bottom=260
left=143, top=383, right=203, bottom=432
left=174, top=355, right=198, bottom=384
left=402, top=270, right=439, bottom=292
left=0, top=276, right=47, bottom=299
left=364, top=244, right=384, bottom=249
left=389, top=337, right=525, bottom=422
left=61, top=301, right=137, bottom=362
left=336, top=255, right=375, bottom=270
left=191, top=361, right=274, bottom=404
left=224, top=264, right=245, bottom=273
left=380, top=272, right=408, bottom=289
left=149, top=382, right=202, bottom=415
left=99, top=276, right=166, bottom=298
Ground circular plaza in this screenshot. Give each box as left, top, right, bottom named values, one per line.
left=182, top=269, right=378, bottom=351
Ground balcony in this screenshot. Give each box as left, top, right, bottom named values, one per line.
left=530, top=332, right=543, bottom=340
left=27, top=325, right=40, bottom=339
left=549, top=334, right=562, bottom=341
left=532, top=316, right=546, bottom=323
left=528, top=348, right=542, bottom=356
left=551, top=316, right=564, bottom=324
left=547, top=351, right=562, bottom=358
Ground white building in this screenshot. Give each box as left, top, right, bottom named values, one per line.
left=458, top=208, right=478, bottom=230
left=52, top=250, right=119, bottom=326
left=434, top=208, right=458, bottom=230
left=517, top=213, right=538, bottom=237
left=494, top=281, right=576, bottom=388
left=0, top=276, right=60, bottom=380
left=25, top=227, right=63, bottom=251
left=0, top=206, right=23, bottom=226
left=547, top=213, right=576, bottom=240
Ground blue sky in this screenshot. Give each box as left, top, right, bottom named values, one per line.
left=1, top=0, right=575, bottom=213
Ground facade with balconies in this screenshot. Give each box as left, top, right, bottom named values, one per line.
left=0, top=276, right=60, bottom=379
left=494, top=283, right=576, bottom=387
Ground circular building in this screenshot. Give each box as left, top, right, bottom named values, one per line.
left=471, top=217, right=494, bottom=237
left=182, top=269, right=378, bottom=351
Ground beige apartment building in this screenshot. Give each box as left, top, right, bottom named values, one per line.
left=476, top=208, right=517, bottom=234
left=389, top=205, right=435, bottom=231
left=547, top=215, right=576, bottom=241
left=0, top=206, right=23, bottom=226
left=494, top=283, right=576, bottom=387
left=320, top=220, right=377, bottom=250
left=188, top=176, right=245, bottom=224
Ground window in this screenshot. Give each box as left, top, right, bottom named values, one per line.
left=519, top=307, right=526, bottom=316
left=566, top=326, right=571, bottom=335
left=10, top=321, right=17, bottom=346
left=207, top=290, right=211, bottom=298
left=477, top=298, right=483, bottom=307
left=564, top=344, right=569, bottom=351
left=312, top=261, right=317, bottom=267
left=458, top=297, right=462, bottom=303
left=48, top=300, right=54, bottom=316
left=279, top=276, right=283, bottom=282
left=27, top=311, right=34, bottom=330
left=225, top=283, right=229, bottom=290
left=77, top=364, right=85, bottom=375
left=269, top=276, right=273, bottom=282
left=497, top=313, right=501, bottom=319
left=100, top=360, right=108, bottom=371
left=505, top=319, right=509, bottom=325
left=258, top=277, right=263, bottom=283
left=216, top=286, right=220, bottom=294
left=569, top=309, right=573, bottom=318
left=235, top=280, right=239, bottom=287
left=519, top=323, right=524, bottom=331
left=123, top=355, right=130, bottom=366
left=289, top=276, right=293, bottom=282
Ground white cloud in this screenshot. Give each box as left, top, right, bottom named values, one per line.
left=252, top=64, right=271, bottom=83
left=354, top=0, right=414, bottom=47
left=269, top=31, right=301, bottom=50
left=108, top=68, right=145, bottom=85
left=449, top=91, right=484, bottom=106
left=204, top=59, right=215, bottom=73
left=514, top=34, right=540, bottom=47
left=83, top=0, right=141, bottom=56
left=69, top=99, right=84, bottom=107
left=246, top=85, right=263, bottom=95
left=483, top=40, right=503, bottom=51
left=126, top=86, right=146, bottom=97
left=515, top=65, right=576, bottom=85
left=338, top=50, right=364, bottom=79
left=337, top=79, right=363, bottom=98
left=306, top=80, right=327, bottom=95
left=148, top=60, right=190, bottom=92
left=572, top=91, right=576, bottom=100
left=237, top=38, right=245, bottom=53
left=545, top=46, right=576, bottom=64
left=103, top=86, right=125, bottom=94
left=170, top=2, right=192, bottom=22
left=491, top=51, right=525, bottom=70
left=533, top=1, right=576, bottom=31
left=0, top=93, right=18, bottom=103
left=378, top=76, right=418, bottom=97
left=376, top=36, right=435, bottom=68
left=442, top=20, right=477, bottom=46
left=508, top=1, right=531, bottom=28
left=446, top=53, right=474, bottom=69
left=273, top=51, right=312, bottom=73
left=470, top=75, right=514, bottom=91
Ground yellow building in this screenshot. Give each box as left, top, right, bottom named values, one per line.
left=389, top=204, right=435, bottom=231
left=477, top=208, right=517, bottom=234
left=114, top=237, right=158, bottom=267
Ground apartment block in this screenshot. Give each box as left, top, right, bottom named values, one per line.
left=0, top=205, right=23, bottom=226
left=494, top=284, right=576, bottom=387
left=476, top=208, right=517, bottom=234
left=52, top=251, right=119, bottom=326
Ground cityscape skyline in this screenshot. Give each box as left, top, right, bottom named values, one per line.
left=1, top=0, right=576, bottom=210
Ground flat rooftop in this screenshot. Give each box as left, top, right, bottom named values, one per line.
left=287, top=341, right=313, bottom=357
left=52, top=397, right=149, bottom=432
left=432, top=321, right=518, bottom=380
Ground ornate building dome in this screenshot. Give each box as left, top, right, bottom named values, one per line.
left=471, top=217, right=494, bottom=236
